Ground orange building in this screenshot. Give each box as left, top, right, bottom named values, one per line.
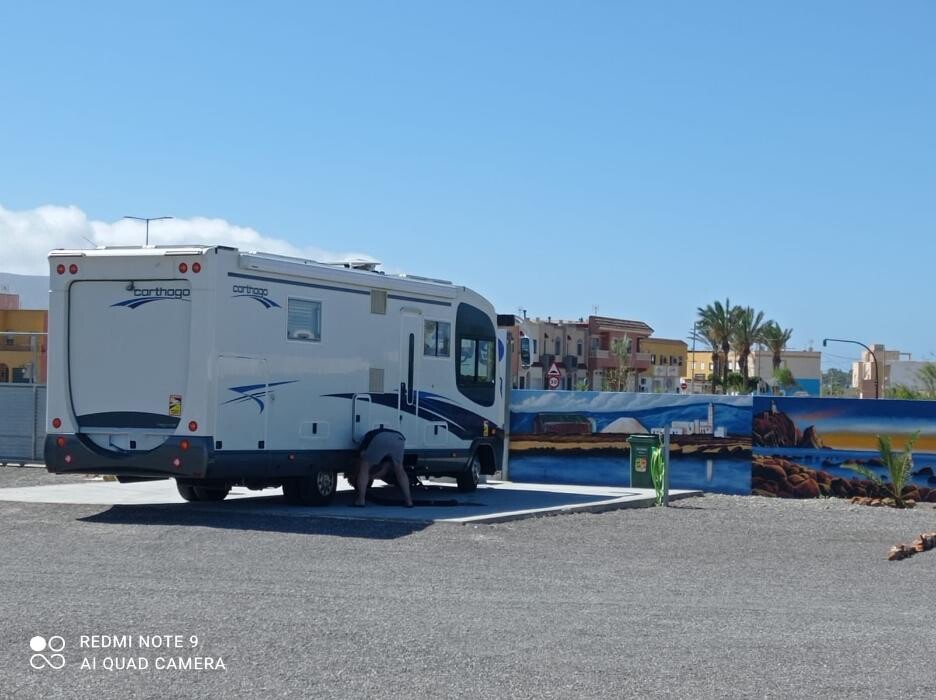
left=0, top=293, right=48, bottom=383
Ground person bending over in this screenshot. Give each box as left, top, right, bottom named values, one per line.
left=354, top=428, right=413, bottom=508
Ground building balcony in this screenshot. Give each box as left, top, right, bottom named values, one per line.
left=588, top=350, right=652, bottom=371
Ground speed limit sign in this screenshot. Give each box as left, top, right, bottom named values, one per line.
left=547, top=375, right=560, bottom=390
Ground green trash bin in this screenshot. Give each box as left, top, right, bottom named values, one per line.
left=627, top=434, right=660, bottom=489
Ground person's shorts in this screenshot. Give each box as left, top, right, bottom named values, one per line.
left=359, top=429, right=405, bottom=471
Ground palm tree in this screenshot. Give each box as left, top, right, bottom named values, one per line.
left=696, top=299, right=737, bottom=391
left=760, top=322, right=794, bottom=371
left=732, top=307, right=767, bottom=383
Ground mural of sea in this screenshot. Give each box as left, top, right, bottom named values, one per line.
left=508, top=391, right=753, bottom=495
left=752, top=396, right=936, bottom=502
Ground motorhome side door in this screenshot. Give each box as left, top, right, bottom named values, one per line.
left=215, top=355, right=270, bottom=454
left=398, top=311, right=422, bottom=440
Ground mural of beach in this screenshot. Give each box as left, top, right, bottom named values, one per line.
left=752, top=396, right=936, bottom=502
left=508, top=391, right=753, bottom=494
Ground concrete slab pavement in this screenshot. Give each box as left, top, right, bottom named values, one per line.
left=0, top=476, right=700, bottom=523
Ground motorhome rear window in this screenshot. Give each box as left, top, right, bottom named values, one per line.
left=287, top=298, right=321, bottom=342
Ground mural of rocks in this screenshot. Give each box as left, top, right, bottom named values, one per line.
left=752, top=396, right=936, bottom=501
left=752, top=454, right=936, bottom=502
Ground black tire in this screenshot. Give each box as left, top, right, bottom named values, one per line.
left=193, top=485, right=230, bottom=502
left=177, top=482, right=200, bottom=502
left=456, top=453, right=482, bottom=492
left=282, top=470, right=338, bottom=506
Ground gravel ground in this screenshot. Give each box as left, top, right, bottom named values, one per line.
left=1, top=466, right=935, bottom=698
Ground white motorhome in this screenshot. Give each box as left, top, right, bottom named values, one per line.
left=45, top=246, right=505, bottom=504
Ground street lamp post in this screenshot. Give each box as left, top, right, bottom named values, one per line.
left=822, top=338, right=879, bottom=399
left=123, top=216, right=173, bottom=246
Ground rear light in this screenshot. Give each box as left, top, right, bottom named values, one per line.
left=180, top=439, right=190, bottom=451
left=178, top=262, right=188, bottom=273
left=188, top=421, right=198, bottom=432
left=172, top=457, right=182, bottom=468
left=64, top=454, right=72, bottom=464
left=52, top=418, right=62, bottom=429
left=56, top=437, right=66, bottom=448
left=192, top=262, right=201, bottom=273
left=56, top=264, right=66, bottom=275
left=69, top=263, right=78, bottom=274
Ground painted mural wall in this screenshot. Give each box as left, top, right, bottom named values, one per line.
left=508, top=390, right=753, bottom=494
left=752, top=396, right=936, bottom=503
left=508, top=391, right=936, bottom=501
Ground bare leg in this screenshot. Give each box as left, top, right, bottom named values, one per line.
left=354, top=459, right=369, bottom=506
left=393, top=461, right=413, bottom=507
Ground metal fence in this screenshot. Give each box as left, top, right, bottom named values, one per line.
left=0, top=384, right=46, bottom=462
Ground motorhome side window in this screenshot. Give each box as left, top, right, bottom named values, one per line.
left=455, top=303, right=496, bottom=406
left=286, top=298, right=321, bottom=342
left=423, top=320, right=451, bottom=357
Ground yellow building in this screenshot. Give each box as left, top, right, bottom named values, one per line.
left=637, top=337, right=688, bottom=392
left=0, top=308, right=48, bottom=383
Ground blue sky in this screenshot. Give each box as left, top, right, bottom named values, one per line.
left=1, top=2, right=934, bottom=369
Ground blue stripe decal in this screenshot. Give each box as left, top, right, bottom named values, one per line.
left=324, top=390, right=489, bottom=440
left=228, top=272, right=369, bottom=297
left=223, top=380, right=298, bottom=414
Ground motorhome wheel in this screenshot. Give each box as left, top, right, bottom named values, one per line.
left=456, top=453, right=482, bottom=492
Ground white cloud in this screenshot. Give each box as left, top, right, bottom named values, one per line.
left=0, top=203, right=379, bottom=275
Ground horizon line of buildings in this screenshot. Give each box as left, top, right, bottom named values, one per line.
left=496, top=312, right=823, bottom=396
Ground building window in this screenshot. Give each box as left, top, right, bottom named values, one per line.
left=678, top=356, right=683, bottom=366
left=650, top=354, right=656, bottom=364
left=660, top=356, right=667, bottom=365
left=555, top=339, right=561, bottom=355
left=423, top=320, right=451, bottom=357
left=670, top=356, right=678, bottom=366
left=287, top=298, right=322, bottom=342
left=532, top=339, right=538, bottom=355
left=0, top=363, right=8, bottom=383
left=577, top=340, right=583, bottom=357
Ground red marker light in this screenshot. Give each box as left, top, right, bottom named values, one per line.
left=192, top=262, right=201, bottom=273
left=179, top=262, right=188, bottom=273
left=188, top=421, right=198, bottom=432
left=69, top=263, right=78, bottom=274
left=64, top=454, right=73, bottom=464
left=56, top=437, right=66, bottom=448
left=172, top=457, right=182, bottom=468
left=180, top=439, right=190, bottom=451
left=56, top=264, right=66, bottom=275
left=52, top=418, right=62, bottom=429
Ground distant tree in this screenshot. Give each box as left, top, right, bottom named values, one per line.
left=725, top=372, right=747, bottom=394
left=732, top=307, right=768, bottom=382
left=691, top=324, right=721, bottom=393
left=886, top=384, right=923, bottom=400
left=773, top=366, right=797, bottom=394
left=604, top=335, right=633, bottom=392
left=761, top=322, right=794, bottom=371
left=697, top=299, right=738, bottom=391
left=916, top=363, right=936, bottom=399
left=822, top=368, right=851, bottom=397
